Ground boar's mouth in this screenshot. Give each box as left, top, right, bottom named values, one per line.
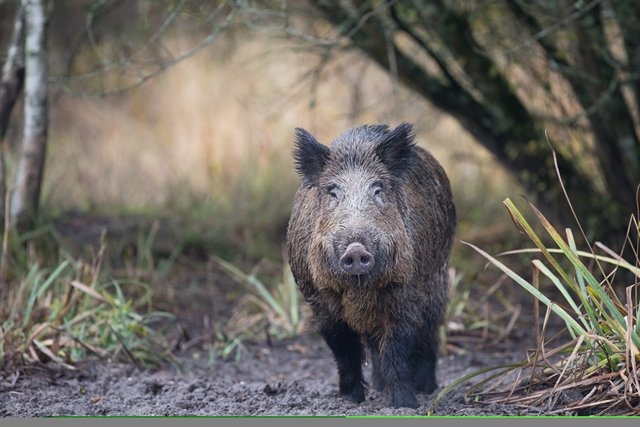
left=342, top=272, right=374, bottom=287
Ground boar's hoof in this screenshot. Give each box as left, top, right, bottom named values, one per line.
left=340, top=381, right=366, bottom=403
left=389, top=389, right=418, bottom=409
left=339, top=242, right=375, bottom=275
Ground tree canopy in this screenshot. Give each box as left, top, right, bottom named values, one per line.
left=307, top=0, right=640, bottom=243
left=2, top=0, right=639, bottom=244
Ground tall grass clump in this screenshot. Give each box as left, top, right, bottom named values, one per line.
left=459, top=196, right=640, bottom=415
left=0, top=229, right=173, bottom=371
left=444, top=267, right=523, bottom=356
left=214, top=256, right=307, bottom=341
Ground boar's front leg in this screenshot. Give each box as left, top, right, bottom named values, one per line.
left=414, top=320, right=439, bottom=394
left=379, top=326, right=418, bottom=408
left=368, top=337, right=384, bottom=392
left=318, top=318, right=366, bottom=403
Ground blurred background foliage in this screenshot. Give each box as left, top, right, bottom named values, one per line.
left=1, top=0, right=519, bottom=258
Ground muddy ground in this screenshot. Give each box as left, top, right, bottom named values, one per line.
left=0, top=333, right=544, bottom=416
left=1, top=215, right=544, bottom=416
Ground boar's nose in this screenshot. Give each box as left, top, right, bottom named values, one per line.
left=339, top=242, right=375, bottom=275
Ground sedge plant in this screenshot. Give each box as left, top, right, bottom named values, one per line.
left=214, top=256, right=305, bottom=341
left=455, top=197, right=640, bottom=415
left=1, top=229, right=173, bottom=370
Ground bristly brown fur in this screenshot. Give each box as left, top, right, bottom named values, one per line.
left=286, top=123, right=456, bottom=408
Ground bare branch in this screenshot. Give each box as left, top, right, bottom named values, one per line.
left=56, top=1, right=236, bottom=97
left=503, top=0, right=603, bottom=57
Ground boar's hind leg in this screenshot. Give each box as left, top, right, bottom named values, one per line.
left=414, top=321, right=438, bottom=394
left=380, top=327, right=418, bottom=409
left=319, top=319, right=366, bottom=403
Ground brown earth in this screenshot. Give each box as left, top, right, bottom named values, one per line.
left=0, top=333, right=543, bottom=416
left=1, top=214, right=542, bottom=417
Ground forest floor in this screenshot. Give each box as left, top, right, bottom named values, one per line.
left=0, top=214, right=542, bottom=416
left=1, top=334, right=542, bottom=416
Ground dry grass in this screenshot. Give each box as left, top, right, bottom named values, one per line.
left=457, top=194, right=640, bottom=415
left=40, top=35, right=512, bottom=241
left=0, top=230, right=173, bottom=371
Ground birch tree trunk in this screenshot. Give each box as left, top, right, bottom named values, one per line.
left=0, top=6, right=26, bottom=232
left=10, top=0, right=48, bottom=233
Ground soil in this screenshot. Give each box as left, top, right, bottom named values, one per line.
left=0, top=333, right=543, bottom=417
left=1, top=214, right=544, bottom=417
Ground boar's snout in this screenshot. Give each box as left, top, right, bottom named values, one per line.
left=339, top=242, right=375, bottom=275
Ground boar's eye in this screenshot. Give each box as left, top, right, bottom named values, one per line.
left=371, top=181, right=383, bottom=196
left=371, top=181, right=384, bottom=204
left=327, top=184, right=339, bottom=199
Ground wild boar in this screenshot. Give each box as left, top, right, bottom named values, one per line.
left=286, top=123, right=456, bottom=408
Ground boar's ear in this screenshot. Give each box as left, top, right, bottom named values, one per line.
left=375, top=122, right=416, bottom=177
left=294, top=128, right=331, bottom=185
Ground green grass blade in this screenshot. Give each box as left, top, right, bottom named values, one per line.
left=525, top=200, right=640, bottom=347
left=531, top=260, right=586, bottom=334
left=497, top=247, right=640, bottom=277
left=113, top=281, right=125, bottom=309
left=428, top=363, right=522, bottom=415
left=22, top=261, right=70, bottom=328
left=16, top=225, right=54, bottom=245
left=463, top=241, right=587, bottom=337
left=503, top=199, right=605, bottom=334
left=504, top=198, right=636, bottom=347
left=157, top=244, right=182, bottom=280
left=37, top=261, right=70, bottom=299
left=566, top=229, right=602, bottom=336
left=21, top=264, right=42, bottom=328
left=216, top=257, right=286, bottom=319
left=566, top=229, right=586, bottom=296
left=503, top=199, right=578, bottom=293
left=23, top=280, right=41, bottom=329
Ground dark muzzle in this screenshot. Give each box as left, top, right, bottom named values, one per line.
left=339, top=242, right=375, bottom=275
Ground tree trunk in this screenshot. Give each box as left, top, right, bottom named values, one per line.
left=310, top=0, right=640, bottom=244
left=0, top=5, right=26, bottom=232
left=506, top=1, right=640, bottom=218
left=10, top=0, right=48, bottom=233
